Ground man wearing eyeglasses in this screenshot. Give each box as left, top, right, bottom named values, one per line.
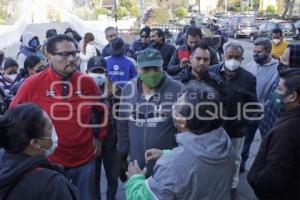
left=117, top=48, right=184, bottom=181
left=10, top=34, right=108, bottom=200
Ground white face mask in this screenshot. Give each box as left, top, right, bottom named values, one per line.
left=88, top=73, right=106, bottom=86
left=6, top=74, right=17, bottom=81
left=273, top=39, right=281, bottom=45
left=39, top=127, right=58, bottom=157
left=224, top=59, right=241, bottom=71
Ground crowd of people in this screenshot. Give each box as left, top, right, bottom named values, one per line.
left=0, top=23, right=299, bottom=200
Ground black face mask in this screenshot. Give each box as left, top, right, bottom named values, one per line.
left=254, top=53, right=269, bottom=65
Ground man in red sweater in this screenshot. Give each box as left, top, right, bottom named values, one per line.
left=10, top=34, right=108, bottom=200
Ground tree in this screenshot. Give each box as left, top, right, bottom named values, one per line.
left=149, top=8, right=170, bottom=24
left=93, top=7, right=109, bottom=16
left=129, top=5, right=140, bottom=17
left=175, top=6, right=188, bottom=19
left=266, top=5, right=276, bottom=14
left=113, top=6, right=128, bottom=19
left=120, top=0, right=133, bottom=10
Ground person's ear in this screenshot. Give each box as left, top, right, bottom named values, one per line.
left=29, top=139, right=40, bottom=149
left=288, top=91, right=298, bottom=103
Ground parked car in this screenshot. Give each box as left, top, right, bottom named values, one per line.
left=294, top=20, right=300, bottom=39
left=225, top=16, right=258, bottom=38
left=251, top=20, right=297, bottom=42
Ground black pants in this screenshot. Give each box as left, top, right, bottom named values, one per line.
left=95, top=124, right=118, bottom=200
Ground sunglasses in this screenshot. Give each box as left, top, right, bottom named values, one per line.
left=52, top=51, right=80, bottom=59
left=140, top=35, right=149, bottom=38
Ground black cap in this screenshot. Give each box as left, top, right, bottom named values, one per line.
left=140, top=26, right=150, bottom=37
left=111, top=37, right=125, bottom=56
left=3, top=58, right=18, bottom=70
left=87, top=56, right=107, bottom=72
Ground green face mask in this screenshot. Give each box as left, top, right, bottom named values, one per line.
left=271, top=90, right=290, bottom=113
left=140, top=71, right=163, bottom=88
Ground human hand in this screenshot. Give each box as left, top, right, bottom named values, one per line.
left=145, top=149, right=163, bottom=163
left=126, top=160, right=147, bottom=178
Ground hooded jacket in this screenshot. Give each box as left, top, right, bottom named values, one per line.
left=117, top=73, right=184, bottom=175
left=0, top=150, right=79, bottom=200
left=125, top=127, right=236, bottom=200
left=243, top=58, right=279, bottom=103
left=17, top=32, right=39, bottom=69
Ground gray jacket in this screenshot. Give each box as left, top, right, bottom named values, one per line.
left=147, top=127, right=236, bottom=200
left=117, top=73, right=184, bottom=174
left=244, top=59, right=278, bottom=103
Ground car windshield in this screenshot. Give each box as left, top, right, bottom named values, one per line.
left=240, top=17, right=256, bottom=25
left=279, top=23, right=293, bottom=31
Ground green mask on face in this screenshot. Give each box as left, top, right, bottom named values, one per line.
left=271, top=90, right=290, bottom=113
left=140, top=71, right=163, bottom=88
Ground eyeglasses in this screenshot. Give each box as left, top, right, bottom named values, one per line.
left=52, top=51, right=80, bottom=59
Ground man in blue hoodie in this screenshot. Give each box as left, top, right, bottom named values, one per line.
left=117, top=48, right=184, bottom=181
left=125, top=82, right=236, bottom=200
left=105, top=37, right=137, bottom=88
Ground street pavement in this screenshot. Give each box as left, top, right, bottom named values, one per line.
left=3, top=23, right=261, bottom=200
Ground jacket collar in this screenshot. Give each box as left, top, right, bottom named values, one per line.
left=275, top=105, right=300, bottom=125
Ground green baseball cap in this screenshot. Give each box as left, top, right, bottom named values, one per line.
left=137, top=48, right=163, bottom=68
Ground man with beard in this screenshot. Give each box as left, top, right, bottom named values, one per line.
left=149, top=28, right=176, bottom=71
left=167, top=27, right=219, bottom=76
left=10, top=34, right=108, bottom=200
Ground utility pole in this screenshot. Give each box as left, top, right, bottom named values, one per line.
left=114, top=0, right=119, bottom=31
left=140, top=0, right=145, bottom=28
left=198, top=0, right=201, bottom=15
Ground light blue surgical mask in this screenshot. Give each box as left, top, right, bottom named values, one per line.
left=88, top=73, right=106, bottom=86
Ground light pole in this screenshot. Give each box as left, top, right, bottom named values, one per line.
left=140, top=0, right=145, bottom=28
left=225, top=0, right=228, bottom=12
left=198, top=0, right=201, bottom=15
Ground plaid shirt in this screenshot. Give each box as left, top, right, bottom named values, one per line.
left=259, top=78, right=281, bottom=137
left=289, top=44, right=300, bottom=68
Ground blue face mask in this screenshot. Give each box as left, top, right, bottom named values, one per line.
left=88, top=73, right=106, bottom=86
left=29, top=38, right=39, bottom=49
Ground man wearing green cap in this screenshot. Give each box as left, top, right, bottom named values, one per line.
left=117, top=48, right=184, bottom=181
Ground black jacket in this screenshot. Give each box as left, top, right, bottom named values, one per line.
left=0, top=150, right=79, bottom=200
left=167, top=44, right=219, bottom=76
left=247, top=106, right=300, bottom=200
left=209, top=63, right=258, bottom=138
left=149, top=43, right=176, bottom=71
left=174, top=67, right=223, bottom=92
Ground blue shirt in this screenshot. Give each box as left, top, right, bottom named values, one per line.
left=105, top=55, right=138, bottom=87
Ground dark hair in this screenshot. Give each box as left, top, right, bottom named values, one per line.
left=272, top=28, right=283, bottom=36
left=46, top=29, right=57, bottom=39
left=0, top=103, right=48, bottom=152
left=46, top=34, right=77, bottom=54
left=3, top=58, right=18, bottom=70
left=83, top=32, right=95, bottom=54
left=178, top=81, right=223, bottom=134
left=64, top=28, right=73, bottom=35
left=253, top=37, right=272, bottom=53
left=279, top=69, right=300, bottom=102
left=192, top=42, right=210, bottom=54
left=151, top=28, right=165, bottom=38
left=24, top=55, right=41, bottom=75
left=186, top=27, right=202, bottom=39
